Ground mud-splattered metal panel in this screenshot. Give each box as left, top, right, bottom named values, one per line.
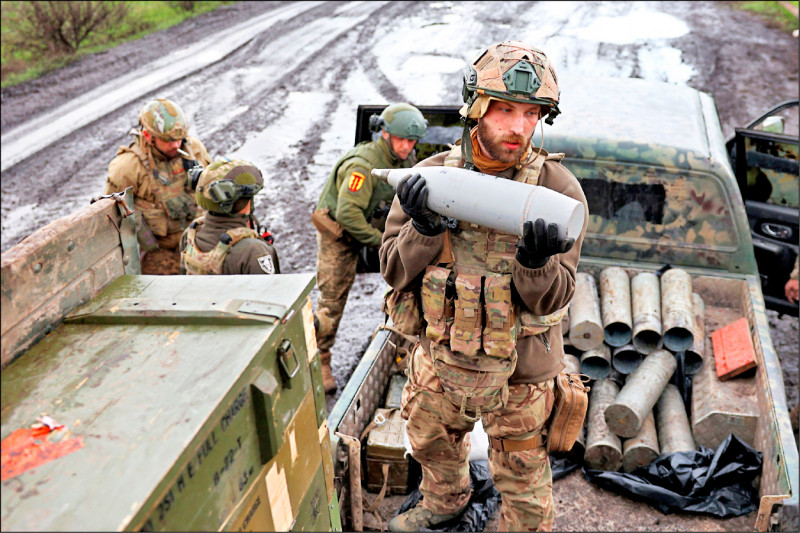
left=1, top=273, right=327, bottom=531
left=0, top=190, right=136, bottom=369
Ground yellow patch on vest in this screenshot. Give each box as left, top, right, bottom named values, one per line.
left=347, top=171, right=366, bottom=192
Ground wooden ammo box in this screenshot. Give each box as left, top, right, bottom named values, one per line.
left=0, top=192, right=340, bottom=531
left=365, top=408, right=409, bottom=495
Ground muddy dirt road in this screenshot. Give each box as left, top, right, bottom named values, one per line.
left=1, top=1, right=797, bottom=527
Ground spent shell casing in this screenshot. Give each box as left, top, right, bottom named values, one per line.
left=605, top=349, right=677, bottom=438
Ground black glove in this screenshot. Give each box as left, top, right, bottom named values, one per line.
left=516, top=219, right=575, bottom=269
left=397, top=173, right=445, bottom=236
left=183, top=159, right=203, bottom=190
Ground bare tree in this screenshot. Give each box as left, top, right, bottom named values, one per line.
left=169, top=1, right=197, bottom=12
left=20, top=1, right=128, bottom=56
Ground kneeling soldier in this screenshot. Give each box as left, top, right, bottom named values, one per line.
left=180, top=159, right=280, bottom=275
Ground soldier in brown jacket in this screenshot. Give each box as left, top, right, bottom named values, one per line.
left=380, top=42, right=589, bottom=532
left=105, top=98, right=212, bottom=274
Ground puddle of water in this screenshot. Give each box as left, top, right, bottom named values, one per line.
left=373, top=11, right=481, bottom=105
left=562, top=9, right=689, bottom=44
left=230, top=91, right=332, bottom=174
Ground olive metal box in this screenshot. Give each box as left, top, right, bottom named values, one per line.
left=1, top=273, right=340, bottom=531
left=365, top=408, right=410, bottom=495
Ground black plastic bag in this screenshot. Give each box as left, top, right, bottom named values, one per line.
left=393, top=460, right=501, bottom=531
left=550, top=453, right=581, bottom=481
left=583, top=433, right=761, bottom=517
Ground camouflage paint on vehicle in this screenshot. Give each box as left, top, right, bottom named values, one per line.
left=550, top=138, right=753, bottom=274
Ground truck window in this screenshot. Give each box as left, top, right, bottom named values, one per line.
left=568, top=160, right=739, bottom=270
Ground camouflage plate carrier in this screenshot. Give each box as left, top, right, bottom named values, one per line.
left=125, top=137, right=198, bottom=238
left=419, top=144, right=568, bottom=421
left=181, top=218, right=261, bottom=275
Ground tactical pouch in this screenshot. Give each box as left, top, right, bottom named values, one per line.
left=135, top=212, right=159, bottom=252
left=546, top=372, right=590, bottom=453
left=164, top=192, right=196, bottom=221
left=450, top=274, right=483, bottom=356
left=482, top=273, right=517, bottom=358
left=311, top=208, right=344, bottom=240
left=420, top=266, right=453, bottom=344
left=430, top=343, right=515, bottom=422
left=382, top=287, right=423, bottom=336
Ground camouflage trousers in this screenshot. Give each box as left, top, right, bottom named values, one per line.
left=315, top=230, right=359, bottom=351
left=401, top=342, right=555, bottom=532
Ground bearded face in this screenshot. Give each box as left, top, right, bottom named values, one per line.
left=476, top=100, right=542, bottom=163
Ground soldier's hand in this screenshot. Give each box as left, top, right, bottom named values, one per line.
left=516, top=219, right=574, bottom=269
left=397, top=173, right=445, bottom=236
left=183, top=158, right=203, bottom=190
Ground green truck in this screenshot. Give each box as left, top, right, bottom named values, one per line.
left=333, top=77, right=798, bottom=531
left=0, top=77, right=797, bottom=532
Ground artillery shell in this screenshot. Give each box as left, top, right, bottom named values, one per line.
left=631, top=272, right=663, bottom=355
left=656, top=384, right=696, bottom=454
left=569, top=273, right=604, bottom=350
left=684, top=293, right=705, bottom=375
left=604, top=349, right=677, bottom=438
left=661, top=269, right=694, bottom=352
left=622, top=411, right=659, bottom=473
left=585, top=379, right=623, bottom=471
left=581, top=343, right=611, bottom=380
left=611, top=343, right=643, bottom=374
left=600, top=267, right=633, bottom=347
left=562, top=352, right=581, bottom=375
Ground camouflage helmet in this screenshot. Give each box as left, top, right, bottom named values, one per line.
left=139, top=98, right=189, bottom=141
left=461, top=41, right=561, bottom=125
left=195, top=159, right=263, bottom=215
left=369, top=103, right=428, bottom=140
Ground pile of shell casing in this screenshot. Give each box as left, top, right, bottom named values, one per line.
left=558, top=267, right=704, bottom=472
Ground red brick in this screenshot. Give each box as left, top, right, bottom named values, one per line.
left=711, top=317, right=757, bottom=381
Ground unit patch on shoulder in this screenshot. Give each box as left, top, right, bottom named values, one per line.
left=347, top=171, right=366, bottom=192
left=257, top=255, right=275, bottom=274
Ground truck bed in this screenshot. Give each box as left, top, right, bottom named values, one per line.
left=329, top=267, right=797, bottom=532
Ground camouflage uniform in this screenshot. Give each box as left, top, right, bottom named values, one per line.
left=314, top=135, right=415, bottom=352
left=106, top=135, right=211, bottom=245
left=402, top=342, right=555, bottom=530
left=105, top=99, right=212, bottom=275
left=380, top=41, right=589, bottom=531
left=381, top=145, right=588, bottom=531
left=179, top=213, right=279, bottom=275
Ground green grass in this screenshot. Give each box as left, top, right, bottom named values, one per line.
left=1, top=1, right=235, bottom=88
left=734, top=1, right=799, bottom=33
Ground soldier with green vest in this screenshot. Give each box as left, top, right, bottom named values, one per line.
left=312, top=103, right=427, bottom=394
left=105, top=98, right=212, bottom=275
left=179, top=159, right=280, bottom=276
left=380, top=42, right=589, bottom=532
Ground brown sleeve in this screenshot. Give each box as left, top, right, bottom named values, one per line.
left=105, top=152, right=144, bottom=195
left=511, top=160, right=589, bottom=316
left=224, top=238, right=280, bottom=275
left=378, top=152, right=448, bottom=291
left=187, top=137, right=213, bottom=166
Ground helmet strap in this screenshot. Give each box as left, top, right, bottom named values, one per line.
left=461, top=98, right=477, bottom=171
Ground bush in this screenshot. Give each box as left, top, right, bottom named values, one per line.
left=18, top=1, right=128, bottom=56
left=169, top=1, right=197, bottom=12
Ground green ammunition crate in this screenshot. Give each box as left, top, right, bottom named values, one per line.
left=1, top=273, right=339, bottom=531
